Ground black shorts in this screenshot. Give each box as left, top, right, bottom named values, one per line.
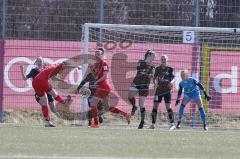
left=154, top=92, right=172, bottom=103
left=131, top=83, right=149, bottom=97
left=35, top=93, right=54, bottom=103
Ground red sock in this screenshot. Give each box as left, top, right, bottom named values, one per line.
left=54, top=95, right=64, bottom=103
left=91, top=106, right=98, bottom=125
left=42, top=105, right=50, bottom=121
left=109, top=107, right=127, bottom=117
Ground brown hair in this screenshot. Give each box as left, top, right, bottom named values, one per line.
left=97, top=47, right=105, bottom=54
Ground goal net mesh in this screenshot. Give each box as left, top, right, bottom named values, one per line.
left=83, top=24, right=240, bottom=129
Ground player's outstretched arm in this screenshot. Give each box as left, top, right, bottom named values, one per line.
left=50, top=74, right=66, bottom=83
left=19, top=65, right=28, bottom=81
left=76, top=80, right=87, bottom=93
left=194, top=80, right=211, bottom=101
left=76, top=72, right=95, bottom=93
left=175, top=84, right=183, bottom=106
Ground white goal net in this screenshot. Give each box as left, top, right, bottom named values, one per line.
left=82, top=23, right=240, bottom=129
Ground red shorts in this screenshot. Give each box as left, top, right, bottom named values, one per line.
left=32, top=74, right=52, bottom=97
left=94, top=83, right=111, bottom=98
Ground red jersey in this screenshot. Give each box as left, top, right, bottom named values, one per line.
left=36, top=63, right=63, bottom=79
left=92, top=60, right=111, bottom=91
left=32, top=63, right=63, bottom=96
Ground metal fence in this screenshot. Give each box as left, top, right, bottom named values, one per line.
left=1, top=0, right=240, bottom=41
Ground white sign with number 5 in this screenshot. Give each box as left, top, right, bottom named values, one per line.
left=183, top=31, right=195, bottom=44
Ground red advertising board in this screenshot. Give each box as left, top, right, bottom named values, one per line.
left=3, top=40, right=202, bottom=113
left=209, top=51, right=240, bottom=114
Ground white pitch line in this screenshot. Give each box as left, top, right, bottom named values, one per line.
left=0, top=155, right=191, bottom=159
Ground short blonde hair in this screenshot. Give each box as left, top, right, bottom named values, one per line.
left=34, top=56, right=43, bottom=65
left=161, top=54, right=168, bottom=61
left=180, top=69, right=189, bottom=76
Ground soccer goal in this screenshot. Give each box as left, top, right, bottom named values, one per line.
left=82, top=23, right=240, bottom=129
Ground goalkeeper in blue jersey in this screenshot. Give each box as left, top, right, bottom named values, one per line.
left=175, top=69, right=211, bottom=131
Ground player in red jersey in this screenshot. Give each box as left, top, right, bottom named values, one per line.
left=20, top=57, right=60, bottom=127
left=85, top=48, right=130, bottom=128
left=31, top=61, right=72, bottom=127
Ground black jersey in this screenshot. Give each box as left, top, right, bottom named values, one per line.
left=26, top=68, right=41, bottom=79
left=154, top=65, right=174, bottom=84
left=154, top=65, right=174, bottom=95
left=133, top=60, right=154, bottom=85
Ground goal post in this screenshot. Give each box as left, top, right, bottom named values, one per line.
left=82, top=23, right=240, bottom=129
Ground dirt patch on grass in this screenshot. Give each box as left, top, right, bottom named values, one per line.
left=3, top=109, right=240, bottom=129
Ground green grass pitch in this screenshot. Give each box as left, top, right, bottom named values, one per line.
left=0, top=124, right=240, bottom=159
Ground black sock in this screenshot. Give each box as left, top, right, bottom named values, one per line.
left=151, top=108, right=158, bottom=124
left=140, top=107, right=146, bottom=123
left=128, top=97, right=136, bottom=107
left=167, top=108, right=174, bottom=123
left=87, top=111, right=92, bottom=126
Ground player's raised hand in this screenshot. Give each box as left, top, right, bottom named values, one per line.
left=175, top=99, right=180, bottom=106
left=20, top=65, right=24, bottom=70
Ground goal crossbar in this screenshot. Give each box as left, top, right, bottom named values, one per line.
left=84, top=23, right=240, bottom=33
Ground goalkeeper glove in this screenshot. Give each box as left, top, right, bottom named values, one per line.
left=203, top=91, right=211, bottom=101
left=175, top=99, right=180, bottom=106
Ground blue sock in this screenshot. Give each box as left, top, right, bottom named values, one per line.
left=199, top=107, right=206, bottom=126
left=178, top=104, right=185, bottom=124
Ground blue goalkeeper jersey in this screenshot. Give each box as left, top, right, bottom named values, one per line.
left=179, top=77, right=200, bottom=98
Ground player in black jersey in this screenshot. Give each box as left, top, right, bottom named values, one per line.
left=20, top=57, right=59, bottom=127
left=128, top=50, right=155, bottom=129
left=149, top=54, right=175, bottom=130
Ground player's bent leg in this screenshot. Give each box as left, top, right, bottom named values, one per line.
left=177, top=104, right=185, bottom=129
left=96, top=101, right=104, bottom=124
left=38, top=95, right=55, bottom=127
left=138, top=96, right=146, bottom=129
left=128, top=87, right=138, bottom=116
left=196, top=99, right=208, bottom=130
left=89, top=96, right=100, bottom=128
left=38, top=95, right=48, bottom=106
left=138, top=107, right=145, bottom=129
left=109, top=107, right=130, bottom=124
left=47, top=94, right=60, bottom=117
left=48, top=89, right=72, bottom=106
left=177, top=98, right=190, bottom=129
left=42, top=106, right=55, bottom=127
left=49, top=102, right=60, bottom=118
left=48, top=89, right=65, bottom=103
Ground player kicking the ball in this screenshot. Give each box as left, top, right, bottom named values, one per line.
left=20, top=57, right=60, bottom=121
left=81, top=48, right=130, bottom=128
left=175, top=69, right=211, bottom=131
left=31, top=61, right=73, bottom=127
left=128, top=50, right=155, bottom=129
